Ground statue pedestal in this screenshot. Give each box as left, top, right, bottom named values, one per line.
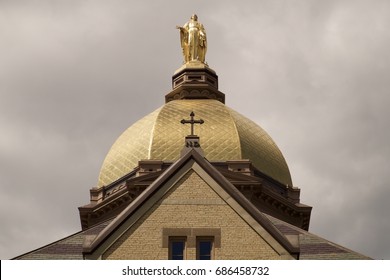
left=174, top=61, right=216, bottom=75
left=166, top=62, right=225, bottom=104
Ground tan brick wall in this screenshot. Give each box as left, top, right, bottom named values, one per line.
left=103, top=170, right=282, bottom=259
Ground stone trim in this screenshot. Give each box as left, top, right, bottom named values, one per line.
left=162, top=228, right=221, bottom=248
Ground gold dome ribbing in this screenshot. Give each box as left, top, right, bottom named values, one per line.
left=98, top=99, right=292, bottom=187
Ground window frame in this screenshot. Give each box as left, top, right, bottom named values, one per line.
left=196, top=236, right=214, bottom=260
left=168, top=236, right=187, bottom=260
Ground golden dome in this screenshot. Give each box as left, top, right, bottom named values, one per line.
left=98, top=99, right=292, bottom=187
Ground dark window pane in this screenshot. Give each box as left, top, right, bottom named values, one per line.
left=171, top=241, right=184, bottom=260
left=172, top=241, right=184, bottom=255
left=198, top=241, right=212, bottom=260
left=199, top=241, right=211, bottom=255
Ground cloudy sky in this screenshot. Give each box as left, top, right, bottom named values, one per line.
left=1, top=0, right=389, bottom=260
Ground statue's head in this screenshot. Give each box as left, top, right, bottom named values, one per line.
left=191, top=14, right=198, bottom=21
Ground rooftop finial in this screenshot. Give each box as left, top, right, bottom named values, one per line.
left=176, top=15, right=207, bottom=64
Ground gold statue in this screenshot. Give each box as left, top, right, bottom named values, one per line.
left=177, top=14, right=207, bottom=64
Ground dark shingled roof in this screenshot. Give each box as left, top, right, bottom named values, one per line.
left=265, top=214, right=371, bottom=260
left=13, top=219, right=112, bottom=260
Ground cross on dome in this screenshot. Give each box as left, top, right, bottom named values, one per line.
left=180, top=111, right=204, bottom=136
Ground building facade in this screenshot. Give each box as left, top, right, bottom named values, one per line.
left=14, top=18, right=371, bottom=260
